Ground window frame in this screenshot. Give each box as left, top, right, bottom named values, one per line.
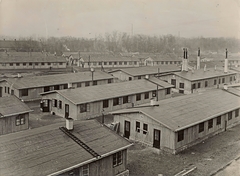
left=136, top=121, right=140, bottom=133
left=177, top=130, right=184, bottom=142
left=216, top=116, right=221, bottom=125
left=113, top=151, right=123, bottom=167
left=143, top=123, right=148, bottom=134
left=199, top=122, right=204, bottom=133
left=235, top=109, right=239, bottom=117
left=228, top=111, right=232, bottom=120
left=103, top=99, right=109, bottom=108
left=144, top=92, right=149, bottom=99
left=208, top=119, right=213, bottom=129
left=136, top=93, right=141, bottom=101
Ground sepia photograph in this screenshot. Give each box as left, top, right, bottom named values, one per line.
left=0, top=0, right=240, bottom=175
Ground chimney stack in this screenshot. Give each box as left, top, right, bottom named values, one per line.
left=66, top=118, right=74, bottom=130
left=197, top=48, right=200, bottom=70
left=182, top=48, right=188, bottom=71
left=204, top=64, right=207, bottom=72
left=224, top=48, right=228, bottom=73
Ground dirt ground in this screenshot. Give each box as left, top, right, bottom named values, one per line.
left=127, top=124, right=240, bottom=176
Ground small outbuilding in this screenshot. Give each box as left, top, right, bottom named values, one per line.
left=0, top=95, right=32, bottom=135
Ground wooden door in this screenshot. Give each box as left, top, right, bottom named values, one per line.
left=171, top=79, right=176, bottom=88
left=65, top=104, right=69, bottom=118
left=153, top=129, right=161, bottom=149
left=124, top=120, right=130, bottom=139
left=41, top=99, right=50, bottom=112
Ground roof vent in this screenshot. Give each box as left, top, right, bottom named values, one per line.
left=150, top=98, right=158, bottom=106
left=66, top=118, right=74, bottom=130
left=145, top=75, right=149, bottom=79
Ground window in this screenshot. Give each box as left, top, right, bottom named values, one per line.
left=219, top=79, right=221, bottom=84
left=192, top=83, right=196, bottom=90
left=59, top=62, right=63, bottom=65
left=177, top=130, right=184, bottom=142
left=134, top=61, right=137, bottom=65
left=198, top=82, right=201, bottom=88
left=109, top=62, right=112, bottom=65
left=103, top=100, right=109, bottom=108
left=10, top=63, right=13, bottom=66
left=143, top=124, right=148, bottom=134
left=113, top=151, right=123, bottom=167
left=16, top=63, right=20, bottom=66
left=80, top=104, right=90, bottom=113
left=5, top=87, right=6, bottom=93
left=29, top=62, right=32, bottom=66
left=138, top=76, right=141, bottom=79
left=205, top=81, right=208, bottom=87
left=230, top=77, right=232, bottom=82
left=108, top=79, right=112, bottom=84
left=129, top=61, right=132, bottom=65
left=35, top=63, right=38, bottom=65
left=104, top=62, right=107, bottom=65
left=113, top=98, right=119, bottom=106
left=170, top=61, right=172, bottom=64
left=228, top=112, right=232, bottom=120
left=114, top=62, right=117, bottom=65
left=44, top=86, right=50, bottom=92
left=63, top=84, right=68, bottom=89
left=93, top=81, right=97, bottom=86
left=235, top=109, right=239, bottom=117
left=214, top=79, right=217, bottom=85
left=119, top=62, right=122, bottom=65
left=144, top=92, right=149, bottom=99
left=52, top=99, right=57, bottom=107
left=85, top=82, right=90, bottom=87
left=179, top=83, right=184, bottom=88
left=59, top=100, right=62, bottom=109
left=48, top=63, right=51, bottom=65
left=124, top=61, right=127, bottom=65
left=7, top=87, right=9, bottom=94
left=23, top=63, right=26, bottom=66
left=152, top=90, right=156, bottom=97
left=136, top=121, right=140, bottom=133
left=222, top=78, right=225, bottom=83
left=98, top=62, right=102, bottom=65
left=165, top=61, right=168, bottom=65
left=54, top=85, right=60, bottom=90
left=216, top=116, right=221, bottom=125
left=41, top=63, right=45, bottom=65
left=208, top=119, right=213, bottom=129
left=11, top=90, right=14, bottom=95
left=123, top=96, right=128, bottom=104
left=82, top=165, right=89, bottom=176
left=136, top=93, right=141, bottom=101
left=166, top=88, right=171, bottom=95
left=129, top=77, right=132, bottom=81
left=77, top=83, right=81, bottom=87
left=16, top=114, right=25, bottom=126
left=161, top=61, right=164, bottom=64
left=21, top=89, right=28, bottom=97
left=199, top=122, right=204, bottom=133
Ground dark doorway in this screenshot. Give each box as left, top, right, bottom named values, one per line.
left=153, top=129, right=161, bottom=149
left=171, top=79, right=176, bottom=88
left=124, top=120, right=130, bottom=139
left=65, top=104, right=69, bottom=118
left=225, top=120, right=227, bottom=131
left=40, top=99, right=50, bottom=112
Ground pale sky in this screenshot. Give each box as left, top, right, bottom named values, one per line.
left=0, top=0, right=239, bottom=39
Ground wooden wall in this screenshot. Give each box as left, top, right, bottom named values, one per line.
left=0, top=113, right=29, bottom=135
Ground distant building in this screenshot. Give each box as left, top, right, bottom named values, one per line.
left=0, top=71, right=117, bottom=101
left=40, top=79, right=173, bottom=120
left=0, top=52, right=67, bottom=69
left=143, top=54, right=182, bottom=66
left=0, top=39, right=40, bottom=52
left=0, top=96, right=32, bottom=135
left=159, top=49, right=238, bottom=94
left=0, top=119, right=132, bottom=175
left=63, top=52, right=140, bottom=68
left=109, top=65, right=181, bottom=81
left=111, top=89, right=240, bottom=154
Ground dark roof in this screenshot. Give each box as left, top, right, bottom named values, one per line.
left=174, top=68, right=237, bottom=81
left=0, top=96, right=32, bottom=117
left=6, top=71, right=115, bottom=89
left=111, top=89, right=240, bottom=132
left=41, top=79, right=169, bottom=104
left=109, top=65, right=181, bottom=76
left=0, top=120, right=131, bottom=176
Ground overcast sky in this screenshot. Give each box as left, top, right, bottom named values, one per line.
left=0, top=0, right=239, bottom=39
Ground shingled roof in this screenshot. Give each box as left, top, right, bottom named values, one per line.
left=0, top=120, right=132, bottom=176
left=0, top=96, right=32, bottom=117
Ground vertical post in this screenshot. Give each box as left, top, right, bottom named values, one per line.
left=101, top=109, right=105, bottom=124
left=156, top=68, right=160, bottom=101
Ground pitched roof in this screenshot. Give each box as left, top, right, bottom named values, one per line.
left=109, top=65, right=181, bottom=76
left=0, top=96, right=32, bottom=117
left=174, top=68, right=237, bottom=81
left=111, top=89, right=240, bottom=132
left=0, top=55, right=66, bottom=63
left=6, top=71, right=115, bottom=89
left=148, top=77, right=174, bottom=88
left=41, top=79, right=168, bottom=104
left=0, top=120, right=131, bottom=176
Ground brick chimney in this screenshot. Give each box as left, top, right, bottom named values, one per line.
left=224, top=48, right=228, bottom=73
left=197, top=48, right=200, bottom=70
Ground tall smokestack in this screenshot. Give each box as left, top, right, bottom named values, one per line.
left=224, top=48, right=228, bottom=73
left=197, top=48, right=200, bottom=70
left=182, top=48, right=185, bottom=71
left=185, top=48, right=188, bottom=71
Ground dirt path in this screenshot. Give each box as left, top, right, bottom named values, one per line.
left=127, top=123, right=240, bottom=176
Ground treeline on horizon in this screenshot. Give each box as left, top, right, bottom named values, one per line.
left=2, top=31, right=240, bottom=55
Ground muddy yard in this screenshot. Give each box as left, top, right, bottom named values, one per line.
left=127, top=124, right=240, bottom=176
